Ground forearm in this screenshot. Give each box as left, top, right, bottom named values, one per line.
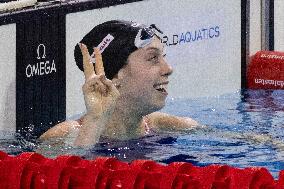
left=74, top=114, right=107, bottom=147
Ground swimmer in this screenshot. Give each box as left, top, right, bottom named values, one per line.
left=39, top=20, right=198, bottom=147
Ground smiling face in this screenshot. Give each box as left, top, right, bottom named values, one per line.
left=114, top=36, right=173, bottom=114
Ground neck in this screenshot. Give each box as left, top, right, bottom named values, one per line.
left=102, top=97, right=149, bottom=140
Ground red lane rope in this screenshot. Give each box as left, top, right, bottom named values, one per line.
left=0, top=151, right=283, bottom=188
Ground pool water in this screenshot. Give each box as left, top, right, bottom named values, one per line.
left=0, top=89, right=284, bottom=178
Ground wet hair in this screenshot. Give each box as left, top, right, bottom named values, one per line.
left=74, top=20, right=147, bottom=79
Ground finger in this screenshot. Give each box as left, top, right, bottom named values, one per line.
left=79, top=43, right=95, bottom=80
left=94, top=47, right=105, bottom=76
left=96, top=80, right=107, bottom=96
left=83, top=76, right=107, bottom=95
left=99, top=75, right=120, bottom=97
left=82, top=82, right=107, bottom=97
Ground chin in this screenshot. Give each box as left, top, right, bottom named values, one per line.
left=137, top=93, right=167, bottom=114
left=149, top=99, right=166, bottom=112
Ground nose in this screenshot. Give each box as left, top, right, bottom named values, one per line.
left=160, top=58, right=173, bottom=77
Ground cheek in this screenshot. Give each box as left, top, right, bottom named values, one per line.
left=134, top=65, right=160, bottom=80
left=124, top=76, right=153, bottom=98
left=134, top=72, right=156, bottom=88
left=126, top=64, right=161, bottom=91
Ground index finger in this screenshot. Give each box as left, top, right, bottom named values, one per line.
left=94, top=47, right=105, bottom=76
left=79, top=43, right=95, bottom=80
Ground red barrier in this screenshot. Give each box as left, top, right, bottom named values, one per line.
left=247, top=51, right=284, bottom=89
left=0, top=151, right=283, bottom=189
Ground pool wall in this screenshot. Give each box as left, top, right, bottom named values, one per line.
left=0, top=0, right=263, bottom=135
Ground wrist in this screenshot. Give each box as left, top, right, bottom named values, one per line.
left=83, top=113, right=98, bottom=123
left=74, top=114, right=107, bottom=147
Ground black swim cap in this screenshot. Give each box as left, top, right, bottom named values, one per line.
left=74, top=20, right=163, bottom=79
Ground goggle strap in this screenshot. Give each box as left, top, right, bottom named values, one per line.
left=150, top=24, right=163, bottom=34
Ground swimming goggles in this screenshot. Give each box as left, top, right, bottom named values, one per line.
left=134, top=24, right=163, bottom=48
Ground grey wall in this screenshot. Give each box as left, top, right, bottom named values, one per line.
left=0, top=24, right=16, bottom=131
left=66, top=0, right=242, bottom=118
left=274, top=0, right=284, bottom=51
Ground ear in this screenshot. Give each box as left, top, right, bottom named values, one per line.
left=111, top=75, right=119, bottom=84
left=112, top=66, right=127, bottom=81
left=111, top=67, right=127, bottom=88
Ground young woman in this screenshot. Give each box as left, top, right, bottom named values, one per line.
left=40, top=20, right=198, bottom=147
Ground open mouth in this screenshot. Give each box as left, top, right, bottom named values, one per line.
left=153, top=82, right=169, bottom=94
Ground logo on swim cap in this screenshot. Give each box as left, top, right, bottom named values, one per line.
left=90, top=34, right=114, bottom=63
left=97, top=34, right=114, bottom=52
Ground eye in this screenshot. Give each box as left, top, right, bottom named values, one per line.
left=148, top=55, right=159, bottom=62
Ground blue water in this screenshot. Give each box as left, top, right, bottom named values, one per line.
left=1, top=89, right=284, bottom=178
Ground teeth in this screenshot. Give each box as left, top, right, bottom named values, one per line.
left=154, top=84, right=167, bottom=91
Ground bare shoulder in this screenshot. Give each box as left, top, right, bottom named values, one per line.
left=146, top=112, right=199, bottom=131
left=39, top=120, right=81, bottom=141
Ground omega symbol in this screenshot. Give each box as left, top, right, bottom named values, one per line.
left=37, top=44, right=46, bottom=59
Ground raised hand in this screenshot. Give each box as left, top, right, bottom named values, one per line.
left=73, top=44, right=120, bottom=147
left=79, top=43, right=120, bottom=121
